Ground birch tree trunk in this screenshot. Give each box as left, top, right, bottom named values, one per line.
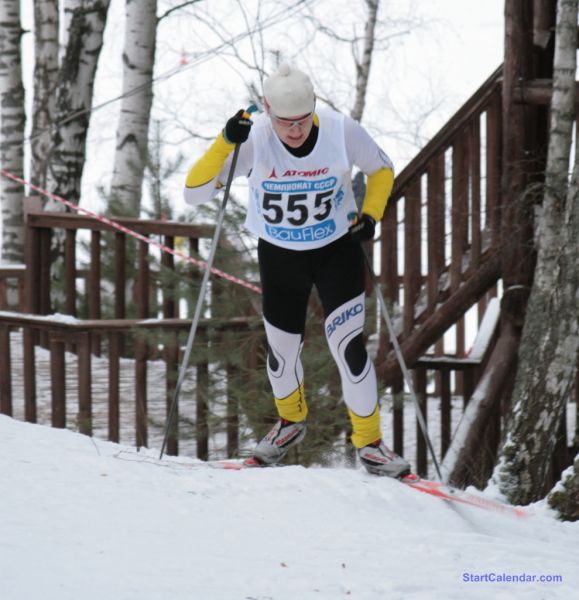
left=350, top=0, right=379, bottom=123
left=109, top=0, right=157, bottom=217
left=62, top=0, right=83, bottom=54
left=45, top=0, right=111, bottom=210
left=0, top=0, right=25, bottom=264
left=491, top=0, right=579, bottom=505
left=30, top=0, right=59, bottom=189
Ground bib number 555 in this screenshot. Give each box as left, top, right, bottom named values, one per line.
left=262, top=191, right=333, bottom=226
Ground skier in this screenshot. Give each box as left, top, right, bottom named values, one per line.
left=184, top=63, right=410, bottom=478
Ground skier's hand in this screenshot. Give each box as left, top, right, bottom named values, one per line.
left=223, top=109, right=253, bottom=144
left=349, top=213, right=376, bottom=242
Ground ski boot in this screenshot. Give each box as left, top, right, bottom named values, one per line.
left=358, top=439, right=411, bottom=478
left=253, top=418, right=307, bottom=465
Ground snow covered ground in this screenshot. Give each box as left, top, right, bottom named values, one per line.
left=1, top=415, right=578, bottom=600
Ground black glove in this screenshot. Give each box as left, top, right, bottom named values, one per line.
left=349, top=213, right=376, bottom=242
left=223, top=109, right=253, bottom=144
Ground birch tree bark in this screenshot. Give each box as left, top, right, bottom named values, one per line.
left=350, top=0, right=379, bottom=123
left=30, top=0, right=59, bottom=189
left=0, top=0, right=25, bottom=264
left=109, top=0, right=157, bottom=217
left=62, top=0, right=83, bottom=53
left=491, top=0, right=579, bottom=505
left=45, top=0, right=111, bottom=210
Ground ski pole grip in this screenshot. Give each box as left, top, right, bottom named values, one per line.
left=348, top=211, right=360, bottom=226
left=243, top=104, right=258, bottom=120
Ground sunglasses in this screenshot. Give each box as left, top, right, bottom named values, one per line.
left=269, top=111, right=314, bottom=130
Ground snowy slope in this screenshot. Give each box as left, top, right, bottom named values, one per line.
left=1, top=415, right=577, bottom=600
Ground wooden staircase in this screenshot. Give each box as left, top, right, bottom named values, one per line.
left=375, top=65, right=503, bottom=384
left=368, top=0, right=578, bottom=487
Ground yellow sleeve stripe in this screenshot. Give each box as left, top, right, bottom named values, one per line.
left=185, top=132, right=235, bottom=189
left=361, top=167, right=394, bottom=222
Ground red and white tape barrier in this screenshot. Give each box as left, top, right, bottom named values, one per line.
left=0, top=168, right=262, bottom=295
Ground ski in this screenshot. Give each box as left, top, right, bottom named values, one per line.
left=400, top=473, right=527, bottom=519
left=114, top=451, right=268, bottom=470
left=212, top=461, right=526, bottom=519
left=114, top=451, right=527, bottom=519
left=205, top=457, right=281, bottom=470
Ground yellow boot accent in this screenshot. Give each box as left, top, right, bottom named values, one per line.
left=349, top=405, right=381, bottom=448
left=274, top=384, right=308, bottom=423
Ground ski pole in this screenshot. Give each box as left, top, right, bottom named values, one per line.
left=360, top=239, right=444, bottom=482
left=159, top=106, right=256, bottom=459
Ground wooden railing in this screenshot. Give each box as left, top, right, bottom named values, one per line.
left=0, top=309, right=497, bottom=473
left=0, top=211, right=265, bottom=458
left=371, top=67, right=504, bottom=468
left=25, top=211, right=216, bottom=322
left=0, top=311, right=263, bottom=458
left=378, top=65, right=503, bottom=367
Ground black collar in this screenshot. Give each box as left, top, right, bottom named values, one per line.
left=283, top=124, right=319, bottom=157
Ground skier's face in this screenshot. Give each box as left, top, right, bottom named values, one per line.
left=269, top=111, right=314, bottom=148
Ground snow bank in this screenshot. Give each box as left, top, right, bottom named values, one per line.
left=1, top=415, right=577, bottom=600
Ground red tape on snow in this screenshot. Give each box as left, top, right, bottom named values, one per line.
left=0, top=168, right=262, bottom=295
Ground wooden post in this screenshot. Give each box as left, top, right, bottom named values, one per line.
left=162, top=235, right=176, bottom=319
left=114, top=233, right=126, bottom=357
left=135, top=240, right=150, bottom=448
left=135, top=335, right=148, bottom=448
left=501, top=0, right=536, bottom=324
left=164, top=332, right=179, bottom=456
left=486, top=91, right=503, bottom=246
left=427, top=153, right=445, bottom=314
left=414, top=367, right=428, bottom=476
left=77, top=332, right=92, bottom=435
left=114, top=233, right=126, bottom=319
left=89, top=231, right=102, bottom=356
left=451, top=134, right=469, bottom=393
left=403, top=182, right=422, bottom=336
left=392, top=379, right=404, bottom=457
left=23, top=327, right=37, bottom=422
left=26, top=225, right=40, bottom=314
left=137, top=239, right=150, bottom=319
left=50, top=336, right=66, bottom=428
left=0, top=324, right=12, bottom=416
left=226, top=362, right=239, bottom=458
left=440, top=367, right=451, bottom=459
left=0, top=279, right=6, bottom=310
left=39, top=228, right=51, bottom=315
left=469, top=118, right=482, bottom=269
left=162, top=241, right=179, bottom=456
left=430, top=152, right=446, bottom=396
left=65, top=229, right=77, bottom=316
left=379, top=200, right=398, bottom=362
left=108, top=332, right=121, bottom=443
left=196, top=336, right=209, bottom=460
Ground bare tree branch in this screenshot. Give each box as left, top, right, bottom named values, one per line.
left=157, top=0, right=204, bottom=23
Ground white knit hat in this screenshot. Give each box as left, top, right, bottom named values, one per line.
left=263, top=63, right=315, bottom=118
